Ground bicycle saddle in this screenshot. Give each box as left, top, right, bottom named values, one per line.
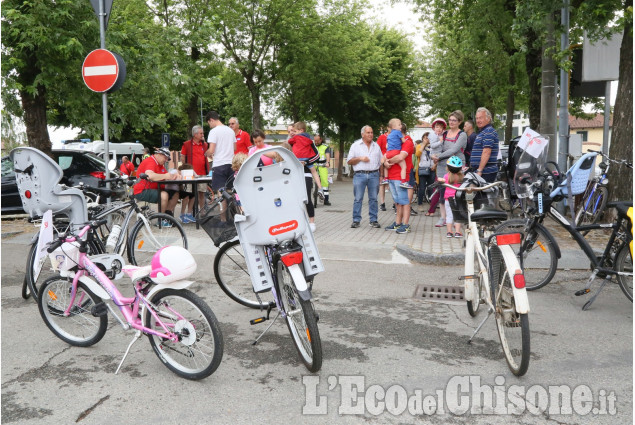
left=608, top=200, right=633, bottom=218
left=470, top=207, right=508, bottom=223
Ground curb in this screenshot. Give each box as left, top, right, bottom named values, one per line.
left=396, top=244, right=463, bottom=265
left=1, top=231, right=24, bottom=239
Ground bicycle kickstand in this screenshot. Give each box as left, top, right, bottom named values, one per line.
left=468, top=306, right=494, bottom=344
left=252, top=311, right=280, bottom=346
left=582, top=276, right=611, bottom=311
left=115, top=330, right=142, bottom=374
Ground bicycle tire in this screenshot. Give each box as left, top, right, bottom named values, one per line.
left=213, top=239, right=274, bottom=309
left=466, top=254, right=483, bottom=317
left=615, top=243, right=633, bottom=302
left=276, top=261, right=322, bottom=372
left=494, top=219, right=557, bottom=291
left=146, top=288, right=224, bottom=380
left=25, top=232, right=60, bottom=303
left=575, top=186, right=608, bottom=227
left=21, top=277, right=31, bottom=300
left=312, top=181, right=319, bottom=208
left=38, top=275, right=108, bottom=347
left=489, top=245, right=530, bottom=376
left=128, top=213, right=187, bottom=266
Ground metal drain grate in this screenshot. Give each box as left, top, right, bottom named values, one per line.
left=413, top=285, right=464, bottom=304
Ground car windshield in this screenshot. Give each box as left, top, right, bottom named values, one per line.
left=1, top=156, right=15, bottom=178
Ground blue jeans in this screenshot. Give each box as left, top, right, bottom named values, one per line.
left=388, top=180, right=409, bottom=205
left=352, top=171, right=379, bottom=223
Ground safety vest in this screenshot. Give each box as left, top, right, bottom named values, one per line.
left=317, top=144, right=329, bottom=164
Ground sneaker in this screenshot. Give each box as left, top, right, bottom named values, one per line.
left=410, top=207, right=418, bottom=216
left=317, top=189, right=325, bottom=200
left=400, top=182, right=413, bottom=189
left=309, top=223, right=316, bottom=232
left=454, top=232, right=463, bottom=238
left=381, top=179, right=389, bottom=185
left=379, top=203, right=387, bottom=211
left=447, top=232, right=453, bottom=238
left=435, top=218, right=445, bottom=227
left=369, top=221, right=381, bottom=228
left=185, top=213, right=197, bottom=223
left=351, top=222, right=360, bottom=228
left=396, top=224, right=411, bottom=234
left=385, top=222, right=400, bottom=231
left=324, top=200, right=332, bottom=206
left=160, top=219, right=173, bottom=228
left=179, top=214, right=188, bottom=223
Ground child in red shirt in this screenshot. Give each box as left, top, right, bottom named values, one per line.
left=288, top=121, right=324, bottom=199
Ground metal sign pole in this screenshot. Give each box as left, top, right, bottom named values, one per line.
left=99, top=0, right=111, bottom=201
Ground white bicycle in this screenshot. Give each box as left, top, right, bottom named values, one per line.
left=442, top=174, right=531, bottom=376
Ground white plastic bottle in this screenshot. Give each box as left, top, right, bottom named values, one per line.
left=105, top=225, right=122, bottom=249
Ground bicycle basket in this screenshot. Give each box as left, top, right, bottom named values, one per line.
left=49, top=242, right=81, bottom=271
left=196, top=199, right=238, bottom=247
left=449, top=197, right=469, bottom=223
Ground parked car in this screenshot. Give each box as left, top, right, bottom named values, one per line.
left=2, top=150, right=124, bottom=215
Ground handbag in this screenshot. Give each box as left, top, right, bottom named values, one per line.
left=419, top=167, right=431, bottom=176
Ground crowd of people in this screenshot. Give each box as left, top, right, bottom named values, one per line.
left=347, top=106, right=499, bottom=237
left=131, top=111, right=333, bottom=231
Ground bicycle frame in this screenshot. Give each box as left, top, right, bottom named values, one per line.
left=58, top=229, right=185, bottom=342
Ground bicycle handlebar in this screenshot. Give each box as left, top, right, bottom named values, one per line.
left=45, top=218, right=109, bottom=253
left=436, top=180, right=504, bottom=192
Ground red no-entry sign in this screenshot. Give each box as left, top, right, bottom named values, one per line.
left=82, top=49, right=126, bottom=93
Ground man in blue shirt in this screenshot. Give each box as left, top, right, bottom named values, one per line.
left=471, top=107, right=499, bottom=183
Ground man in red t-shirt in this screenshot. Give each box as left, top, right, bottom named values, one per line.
left=120, top=156, right=135, bottom=177
left=376, top=128, right=388, bottom=211
left=133, top=148, right=180, bottom=217
left=384, top=135, right=414, bottom=234
left=229, top=117, right=251, bottom=155
left=181, top=125, right=209, bottom=209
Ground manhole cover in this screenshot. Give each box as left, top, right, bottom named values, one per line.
left=413, top=285, right=464, bottom=304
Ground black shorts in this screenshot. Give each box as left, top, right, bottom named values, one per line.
left=179, top=191, right=193, bottom=199
left=164, top=189, right=179, bottom=199
left=211, top=164, right=233, bottom=191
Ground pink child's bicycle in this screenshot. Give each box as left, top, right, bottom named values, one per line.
left=37, top=219, right=223, bottom=380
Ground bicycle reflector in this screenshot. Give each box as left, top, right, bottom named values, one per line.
left=25, top=190, right=32, bottom=199
left=513, top=270, right=526, bottom=289
left=281, top=252, right=303, bottom=267
left=496, top=233, right=521, bottom=245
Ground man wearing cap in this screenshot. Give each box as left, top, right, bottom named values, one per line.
left=133, top=148, right=180, bottom=217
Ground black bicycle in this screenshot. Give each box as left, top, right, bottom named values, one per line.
left=495, top=151, right=632, bottom=309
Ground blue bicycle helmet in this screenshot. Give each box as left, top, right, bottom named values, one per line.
left=447, top=155, right=463, bottom=173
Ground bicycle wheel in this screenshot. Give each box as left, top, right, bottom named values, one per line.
left=128, top=213, right=187, bottom=266
left=575, top=186, right=608, bottom=227
left=146, top=288, right=224, bottom=380
left=276, top=261, right=322, bottom=372
left=213, top=240, right=273, bottom=309
left=494, top=219, right=557, bottom=290
left=466, top=256, right=484, bottom=317
left=489, top=245, right=530, bottom=376
left=615, top=243, right=633, bottom=302
left=37, top=276, right=108, bottom=347
left=312, top=182, right=319, bottom=208
left=25, top=233, right=60, bottom=303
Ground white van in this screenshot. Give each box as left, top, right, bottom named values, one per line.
left=53, top=140, right=145, bottom=168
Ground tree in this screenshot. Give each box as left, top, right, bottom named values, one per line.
left=206, top=0, right=321, bottom=130
left=2, top=0, right=96, bottom=156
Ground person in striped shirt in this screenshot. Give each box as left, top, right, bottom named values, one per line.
left=471, top=107, right=499, bottom=183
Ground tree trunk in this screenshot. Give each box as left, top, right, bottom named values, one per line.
left=525, top=29, right=542, bottom=130
left=186, top=95, right=199, bottom=139
left=250, top=85, right=262, bottom=131
left=20, top=85, right=52, bottom=158
left=607, top=7, right=632, bottom=211
left=505, top=67, right=515, bottom=142
left=540, top=14, right=557, bottom=162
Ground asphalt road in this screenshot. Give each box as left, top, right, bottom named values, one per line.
left=1, top=228, right=632, bottom=425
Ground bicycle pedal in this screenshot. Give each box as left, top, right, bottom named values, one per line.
left=458, top=275, right=477, bottom=281
left=250, top=317, right=267, bottom=325
left=91, top=303, right=109, bottom=317
left=574, top=289, right=591, bottom=297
